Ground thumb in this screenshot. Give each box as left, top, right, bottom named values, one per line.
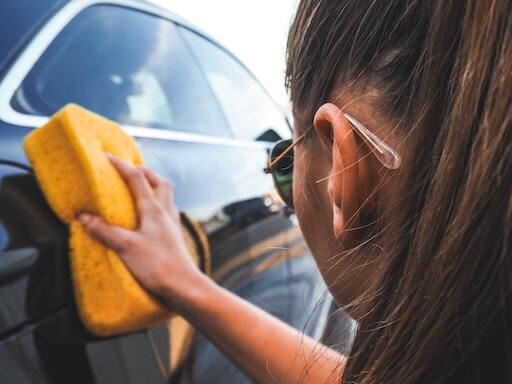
left=78, top=213, right=133, bottom=254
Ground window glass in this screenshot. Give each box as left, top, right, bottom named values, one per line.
left=12, top=5, right=231, bottom=137
left=181, top=28, right=291, bottom=142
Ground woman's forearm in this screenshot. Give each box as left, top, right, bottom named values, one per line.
left=170, top=274, right=345, bottom=384
left=78, top=158, right=344, bottom=383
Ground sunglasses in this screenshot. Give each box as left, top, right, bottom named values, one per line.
left=264, top=112, right=401, bottom=209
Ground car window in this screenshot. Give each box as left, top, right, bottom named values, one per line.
left=180, top=28, right=291, bottom=142
left=11, top=5, right=231, bottom=137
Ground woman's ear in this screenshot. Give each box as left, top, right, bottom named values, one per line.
left=313, top=103, right=365, bottom=243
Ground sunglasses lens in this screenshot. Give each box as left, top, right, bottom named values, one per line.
left=270, top=139, right=294, bottom=208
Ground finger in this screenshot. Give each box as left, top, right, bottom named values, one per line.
left=78, top=213, right=134, bottom=254
left=107, top=154, right=153, bottom=201
left=139, top=167, right=165, bottom=189
left=140, top=167, right=174, bottom=210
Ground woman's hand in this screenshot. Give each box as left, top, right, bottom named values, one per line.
left=78, top=154, right=207, bottom=312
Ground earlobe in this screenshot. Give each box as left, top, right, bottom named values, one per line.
left=313, top=103, right=361, bottom=243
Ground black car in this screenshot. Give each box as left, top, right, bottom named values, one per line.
left=0, top=1, right=349, bottom=383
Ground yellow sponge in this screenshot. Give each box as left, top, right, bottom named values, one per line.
left=24, top=104, right=193, bottom=336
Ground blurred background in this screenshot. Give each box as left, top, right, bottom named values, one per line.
left=149, top=0, right=299, bottom=110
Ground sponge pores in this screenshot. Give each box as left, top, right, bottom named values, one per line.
left=23, top=103, right=171, bottom=336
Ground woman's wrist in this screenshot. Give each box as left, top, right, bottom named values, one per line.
left=160, top=270, right=220, bottom=318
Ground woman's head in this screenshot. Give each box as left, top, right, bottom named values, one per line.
left=286, top=0, right=511, bottom=382
left=286, top=0, right=439, bottom=311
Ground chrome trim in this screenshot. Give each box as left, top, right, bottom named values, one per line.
left=0, top=0, right=273, bottom=150
left=121, top=125, right=272, bottom=148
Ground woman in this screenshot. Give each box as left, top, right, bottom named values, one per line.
left=79, top=0, right=511, bottom=382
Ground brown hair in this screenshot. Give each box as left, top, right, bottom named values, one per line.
left=286, top=1, right=512, bottom=383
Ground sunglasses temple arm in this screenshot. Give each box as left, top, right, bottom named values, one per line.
left=264, top=132, right=307, bottom=173
left=265, top=113, right=401, bottom=173
left=344, top=113, right=401, bottom=170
